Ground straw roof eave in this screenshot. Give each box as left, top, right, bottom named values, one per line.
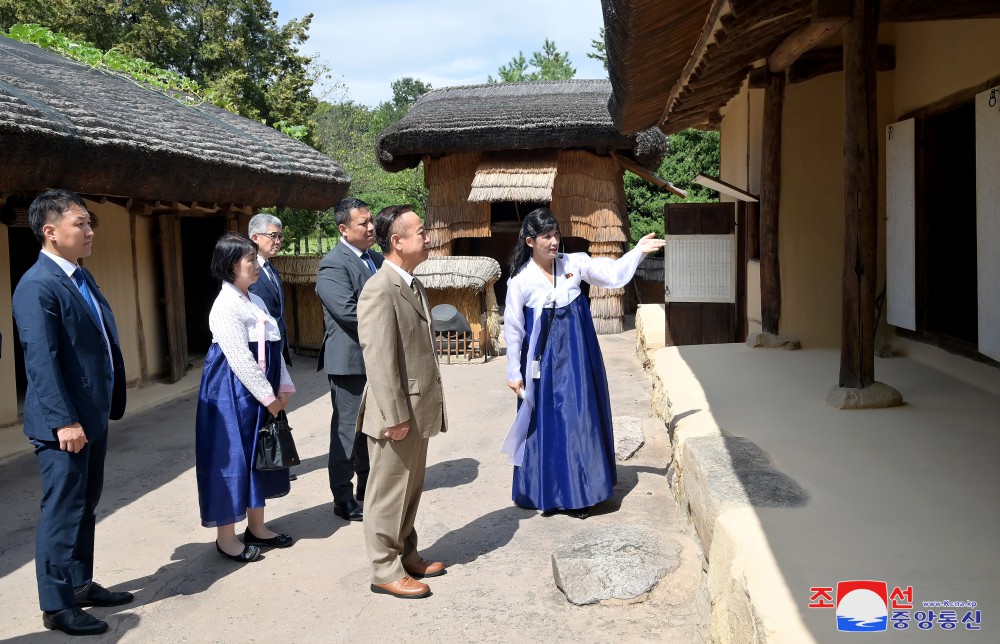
left=0, top=36, right=351, bottom=210
left=376, top=79, right=668, bottom=173
left=603, top=0, right=818, bottom=135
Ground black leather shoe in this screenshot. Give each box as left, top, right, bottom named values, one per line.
left=243, top=529, right=294, bottom=548
left=73, top=581, right=134, bottom=607
left=216, top=541, right=261, bottom=562
left=42, top=608, right=108, bottom=635
left=333, top=498, right=363, bottom=521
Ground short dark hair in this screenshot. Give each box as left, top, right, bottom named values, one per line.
left=334, top=197, right=370, bottom=228
left=210, top=233, right=257, bottom=283
left=373, top=204, right=415, bottom=252
left=28, top=189, right=89, bottom=244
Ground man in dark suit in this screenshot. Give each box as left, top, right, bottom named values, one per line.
left=357, top=204, right=447, bottom=599
left=248, top=213, right=293, bottom=367
left=12, top=190, right=131, bottom=636
left=316, top=198, right=382, bottom=521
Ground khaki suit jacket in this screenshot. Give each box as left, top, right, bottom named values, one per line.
left=356, top=263, right=447, bottom=439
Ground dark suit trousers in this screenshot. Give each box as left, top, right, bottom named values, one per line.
left=33, top=428, right=108, bottom=611
left=328, top=375, right=370, bottom=503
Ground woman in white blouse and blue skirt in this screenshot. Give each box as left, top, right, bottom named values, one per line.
left=502, top=208, right=664, bottom=518
left=196, top=234, right=296, bottom=562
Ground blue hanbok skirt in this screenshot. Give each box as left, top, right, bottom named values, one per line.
left=196, top=340, right=289, bottom=527
left=513, top=296, right=617, bottom=511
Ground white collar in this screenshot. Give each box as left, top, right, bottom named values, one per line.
left=383, top=259, right=413, bottom=287
left=42, top=249, right=79, bottom=278
left=340, top=238, right=368, bottom=258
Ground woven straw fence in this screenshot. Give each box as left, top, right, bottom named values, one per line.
left=551, top=149, right=630, bottom=334
left=269, top=255, right=324, bottom=355
left=424, top=152, right=490, bottom=254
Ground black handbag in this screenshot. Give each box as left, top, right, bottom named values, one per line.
left=254, top=410, right=301, bottom=471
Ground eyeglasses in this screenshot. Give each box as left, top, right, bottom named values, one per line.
left=260, top=232, right=284, bottom=242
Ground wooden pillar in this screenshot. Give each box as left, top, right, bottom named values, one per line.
left=159, top=213, right=188, bottom=383
left=760, top=71, right=785, bottom=335
left=129, top=212, right=149, bottom=386
left=840, top=0, right=878, bottom=388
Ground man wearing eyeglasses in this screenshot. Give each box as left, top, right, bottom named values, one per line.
left=248, top=213, right=292, bottom=367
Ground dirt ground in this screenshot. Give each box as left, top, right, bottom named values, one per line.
left=0, top=330, right=708, bottom=643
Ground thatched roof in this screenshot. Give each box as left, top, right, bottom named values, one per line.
left=375, top=79, right=668, bottom=172
left=413, top=256, right=502, bottom=293
left=0, top=36, right=350, bottom=210
left=603, top=0, right=814, bottom=135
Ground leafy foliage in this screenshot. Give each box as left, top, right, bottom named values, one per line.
left=625, top=129, right=721, bottom=246
left=588, top=27, right=607, bottom=70
left=488, top=39, right=576, bottom=82
left=5, top=23, right=235, bottom=111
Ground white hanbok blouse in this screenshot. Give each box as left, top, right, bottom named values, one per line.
left=209, top=281, right=294, bottom=406
left=503, top=245, right=646, bottom=383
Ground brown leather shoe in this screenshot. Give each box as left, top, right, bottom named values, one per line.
left=370, top=576, right=431, bottom=599
left=403, top=558, right=446, bottom=578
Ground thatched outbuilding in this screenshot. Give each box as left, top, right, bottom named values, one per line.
left=375, top=79, right=669, bottom=334
left=0, top=35, right=350, bottom=427
left=413, top=256, right=503, bottom=358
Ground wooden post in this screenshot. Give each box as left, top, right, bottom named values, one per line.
left=129, top=212, right=149, bottom=386
left=159, top=214, right=188, bottom=383
left=760, top=71, right=785, bottom=335
left=840, top=0, right=878, bottom=388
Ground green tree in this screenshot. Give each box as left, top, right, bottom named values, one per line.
left=588, top=27, right=607, bottom=70
left=626, top=128, right=721, bottom=246
left=310, top=77, right=433, bottom=251
left=488, top=38, right=576, bottom=82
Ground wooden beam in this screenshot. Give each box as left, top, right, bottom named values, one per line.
left=612, top=152, right=688, bottom=198
left=840, top=0, right=879, bottom=388
left=880, top=0, right=1000, bottom=22
left=693, top=174, right=759, bottom=202
left=759, top=70, right=785, bottom=336
left=768, top=17, right=848, bottom=72
left=787, top=44, right=895, bottom=83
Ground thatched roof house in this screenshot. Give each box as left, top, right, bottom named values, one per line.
left=0, top=35, right=350, bottom=427
left=376, top=79, right=669, bottom=334
left=0, top=36, right=349, bottom=209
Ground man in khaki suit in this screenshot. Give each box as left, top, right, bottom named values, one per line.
left=357, top=205, right=447, bottom=599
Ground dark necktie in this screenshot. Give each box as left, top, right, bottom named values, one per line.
left=410, top=278, right=422, bottom=304
left=263, top=261, right=283, bottom=311
left=73, top=269, right=101, bottom=322
left=360, top=251, right=377, bottom=275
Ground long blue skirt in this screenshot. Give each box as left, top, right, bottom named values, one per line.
left=513, top=296, right=617, bottom=511
left=196, top=341, right=289, bottom=527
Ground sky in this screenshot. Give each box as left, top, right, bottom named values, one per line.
left=269, top=0, right=608, bottom=107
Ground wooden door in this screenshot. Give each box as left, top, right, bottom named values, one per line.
left=664, top=202, right=742, bottom=345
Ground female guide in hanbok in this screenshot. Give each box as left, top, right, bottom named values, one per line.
left=502, top=208, right=664, bottom=518
left=195, top=233, right=296, bottom=562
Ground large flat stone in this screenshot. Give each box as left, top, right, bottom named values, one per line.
left=552, top=525, right=681, bottom=605
left=826, top=381, right=903, bottom=409
left=613, top=415, right=644, bottom=461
